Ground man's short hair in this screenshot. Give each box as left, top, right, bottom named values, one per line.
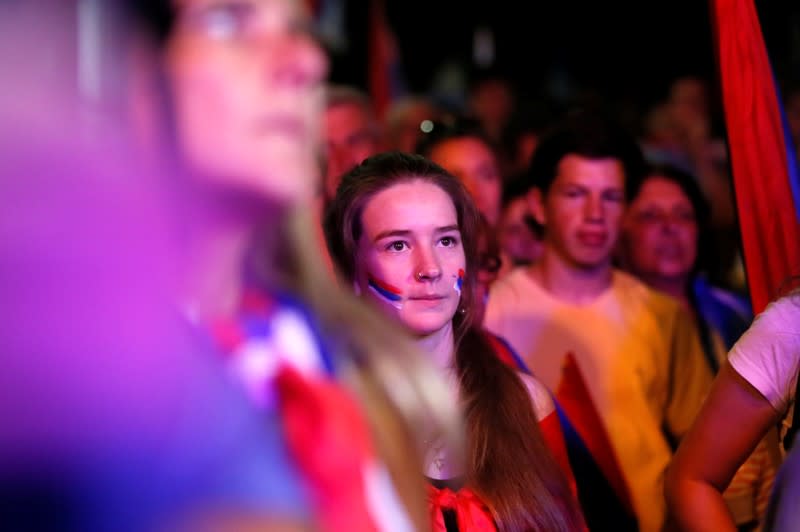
left=526, top=109, right=645, bottom=200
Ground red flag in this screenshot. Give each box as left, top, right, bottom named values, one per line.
left=428, top=485, right=495, bottom=532
left=489, top=334, right=636, bottom=528
left=367, top=0, right=404, bottom=121
left=277, top=365, right=380, bottom=532
left=710, top=0, right=800, bottom=313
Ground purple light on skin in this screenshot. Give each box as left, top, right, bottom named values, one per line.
left=0, top=123, right=184, bottom=468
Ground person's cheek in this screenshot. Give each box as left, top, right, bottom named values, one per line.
left=363, top=257, right=406, bottom=310
left=366, top=273, right=404, bottom=309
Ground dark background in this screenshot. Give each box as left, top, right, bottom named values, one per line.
left=327, top=1, right=800, bottom=116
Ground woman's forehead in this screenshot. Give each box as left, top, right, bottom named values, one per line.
left=361, top=181, right=457, bottom=234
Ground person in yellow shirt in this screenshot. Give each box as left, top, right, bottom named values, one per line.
left=484, top=110, right=713, bottom=532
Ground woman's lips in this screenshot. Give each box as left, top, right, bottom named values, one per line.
left=408, top=294, right=446, bottom=300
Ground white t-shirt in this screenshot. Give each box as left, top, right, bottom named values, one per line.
left=728, top=294, right=800, bottom=446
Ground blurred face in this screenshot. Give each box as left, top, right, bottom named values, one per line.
left=389, top=102, right=440, bottom=153
left=532, top=154, right=625, bottom=271
left=499, top=196, right=542, bottom=266
left=324, top=102, right=383, bottom=198
left=622, top=176, right=698, bottom=282
left=428, top=137, right=502, bottom=226
left=668, top=77, right=709, bottom=138
left=472, top=231, right=501, bottom=326
left=355, top=180, right=465, bottom=337
left=670, top=77, right=708, bottom=116
left=165, top=0, right=327, bottom=203
left=470, top=79, right=513, bottom=134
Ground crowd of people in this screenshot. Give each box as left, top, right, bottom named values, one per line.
left=2, top=1, right=799, bottom=531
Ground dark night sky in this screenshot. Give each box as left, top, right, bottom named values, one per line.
left=328, top=1, right=800, bottom=115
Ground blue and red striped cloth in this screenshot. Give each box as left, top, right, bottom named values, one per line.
left=711, top=0, right=800, bottom=313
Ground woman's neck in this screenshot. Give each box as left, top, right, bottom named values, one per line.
left=180, top=190, right=282, bottom=320
left=415, top=322, right=461, bottom=419
left=641, top=272, right=692, bottom=309
left=182, top=223, right=250, bottom=320
left=417, top=320, right=463, bottom=480
left=416, top=321, right=457, bottom=375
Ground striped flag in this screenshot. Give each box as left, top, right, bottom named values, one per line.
left=489, top=334, right=638, bottom=530
left=555, top=353, right=637, bottom=531
left=710, top=0, right=800, bottom=313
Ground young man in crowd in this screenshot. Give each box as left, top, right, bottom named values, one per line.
left=484, top=111, right=713, bottom=532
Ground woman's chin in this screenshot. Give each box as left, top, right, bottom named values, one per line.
left=402, top=317, right=453, bottom=338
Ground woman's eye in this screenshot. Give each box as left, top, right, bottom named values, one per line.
left=387, top=241, right=408, bottom=252
left=439, top=236, right=458, bottom=247
left=183, top=2, right=254, bottom=40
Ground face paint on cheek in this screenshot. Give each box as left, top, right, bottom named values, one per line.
left=367, top=274, right=404, bottom=310
left=453, top=268, right=465, bottom=296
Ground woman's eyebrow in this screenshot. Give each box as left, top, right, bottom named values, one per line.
left=434, top=225, right=460, bottom=234
left=373, top=229, right=412, bottom=241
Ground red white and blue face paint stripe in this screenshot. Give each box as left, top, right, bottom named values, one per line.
left=453, top=268, right=465, bottom=296
left=368, top=275, right=403, bottom=309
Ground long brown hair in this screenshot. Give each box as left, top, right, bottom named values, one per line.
left=324, top=151, right=584, bottom=531
left=246, top=200, right=459, bottom=532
